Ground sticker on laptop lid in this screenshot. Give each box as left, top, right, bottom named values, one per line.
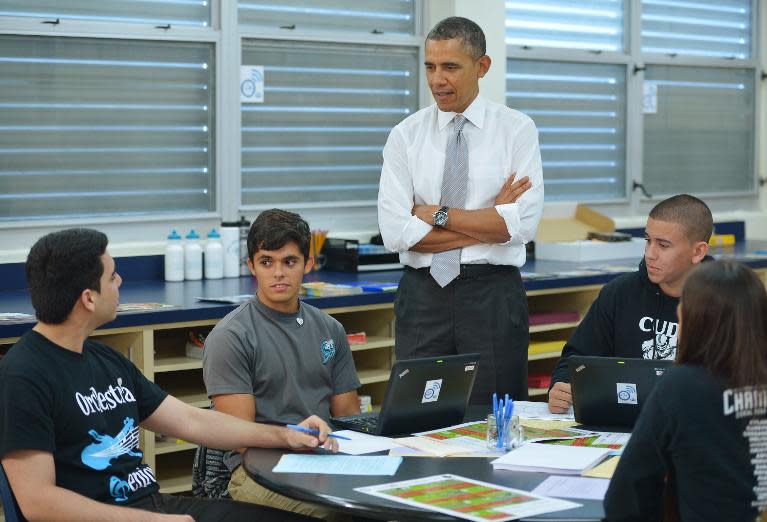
left=575, top=364, right=586, bottom=373
left=422, top=379, right=442, bottom=403
left=465, top=365, right=475, bottom=371
left=617, top=383, right=638, bottom=405
left=398, top=369, right=410, bottom=379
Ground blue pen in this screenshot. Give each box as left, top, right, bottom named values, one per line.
left=496, top=398, right=505, bottom=448
left=286, top=424, right=352, bottom=440
left=503, top=398, right=513, bottom=440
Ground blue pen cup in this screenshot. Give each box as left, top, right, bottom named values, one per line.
left=486, top=414, right=524, bottom=451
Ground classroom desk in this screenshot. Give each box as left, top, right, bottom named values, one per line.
left=1, top=242, right=765, bottom=493
left=242, top=448, right=604, bottom=521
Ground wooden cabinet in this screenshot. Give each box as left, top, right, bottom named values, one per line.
left=525, top=285, right=601, bottom=398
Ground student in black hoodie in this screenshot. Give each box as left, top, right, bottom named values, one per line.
left=548, top=194, right=712, bottom=413
left=604, top=260, right=767, bottom=521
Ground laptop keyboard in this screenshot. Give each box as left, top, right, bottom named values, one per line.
left=335, top=414, right=379, bottom=430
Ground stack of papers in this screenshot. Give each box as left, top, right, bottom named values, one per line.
left=301, top=282, right=364, bottom=297
left=582, top=455, right=621, bottom=479
left=491, top=443, right=611, bottom=475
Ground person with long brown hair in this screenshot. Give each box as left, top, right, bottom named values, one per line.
left=604, top=260, right=767, bottom=521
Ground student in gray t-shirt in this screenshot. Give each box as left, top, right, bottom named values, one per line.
left=192, top=209, right=360, bottom=520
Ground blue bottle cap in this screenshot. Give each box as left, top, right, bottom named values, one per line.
left=167, top=230, right=182, bottom=240
left=186, top=230, right=200, bottom=240
left=208, top=228, right=221, bottom=238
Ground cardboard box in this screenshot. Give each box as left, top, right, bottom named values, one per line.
left=535, top=204, right=645, bottom=262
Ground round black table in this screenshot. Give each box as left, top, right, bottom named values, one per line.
left=243, top=448, right=605, bottom=521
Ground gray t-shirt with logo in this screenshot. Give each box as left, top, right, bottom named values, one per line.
left=203, top=296, right=360, bottom=425
left=202, top=296, right=360, bottom=472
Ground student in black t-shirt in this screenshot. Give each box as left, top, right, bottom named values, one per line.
left=604, top=260, right=767, bottom=521
left=0, top=228, right=332, bottom=522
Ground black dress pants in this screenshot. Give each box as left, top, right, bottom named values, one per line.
left=394, top=264, right=529, bottom=405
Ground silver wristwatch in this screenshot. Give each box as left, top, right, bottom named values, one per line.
left=433, top=206, right=449, bottom=228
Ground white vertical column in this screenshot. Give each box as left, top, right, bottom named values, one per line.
left=217, top=0, right=241, bottom=222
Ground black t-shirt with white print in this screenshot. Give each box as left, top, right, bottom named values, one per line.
left=604, top=364, right=767, bottom=521
left=0, top=330, right=167, bottom=505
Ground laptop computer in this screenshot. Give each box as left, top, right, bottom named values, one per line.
left=332, top=353, right=480, bottom=436
left=568, top=356, right=673, bottom=428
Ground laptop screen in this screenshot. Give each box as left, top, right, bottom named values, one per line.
left=568, top=356, right=673, bottom=427
left=335, top=353, right=480, bottom=436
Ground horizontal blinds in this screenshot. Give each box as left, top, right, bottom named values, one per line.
left=238, top=0, right=414, bottom=36
left=505, top=0, right=624, bottom=52
left=641, top=0, right=751, bottom=59
left=0, top=35, right=215, bottom=221
left=643, top=65, right=754, bottom=196
left=240, top=40, right=417, bottom=207
left=0, top=0, right=209, bottom=27
left=507, top=59, right=626, bottom=200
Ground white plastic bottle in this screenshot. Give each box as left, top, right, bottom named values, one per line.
left=184, top=230, right=203, bottom=281
left=164, top=230, right=184, bottom=282
left=204, top=229, right=224, bottom=279
left=237, top=216, right=251, bottom=276
left=220, top=222, right=240, bottom=278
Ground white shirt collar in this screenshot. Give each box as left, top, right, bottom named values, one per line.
left=437, top=95, right=486, bottom=131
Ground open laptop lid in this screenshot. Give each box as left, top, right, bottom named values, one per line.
left=568, top=356, right=673, bottom=428
left=335, top=353, right=479, bottom=436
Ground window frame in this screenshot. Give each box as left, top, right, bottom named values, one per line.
left=504, top=0, right=762, bottom=208
left=0, top=0, right=423, bottom=229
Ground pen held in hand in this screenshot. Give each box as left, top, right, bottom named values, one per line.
left=286, top=424, right=352, bottom=440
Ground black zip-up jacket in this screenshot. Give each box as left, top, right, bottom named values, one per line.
left=549, top=258, right=709, bottom=386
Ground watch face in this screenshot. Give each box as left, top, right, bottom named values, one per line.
left=434, top=209, right=448, bottom=227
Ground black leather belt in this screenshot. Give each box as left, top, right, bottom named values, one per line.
left=409, top=264, right=516, bottom=276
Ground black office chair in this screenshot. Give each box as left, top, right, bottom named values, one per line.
left=0, top=462, right=25, bottom=522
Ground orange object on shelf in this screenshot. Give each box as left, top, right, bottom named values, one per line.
left=346, top=332, right=367, bottom=345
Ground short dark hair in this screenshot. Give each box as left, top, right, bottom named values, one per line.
left=247, top=209, right=311, bottom=261
left=426, top=17, right=486, bottom=60
left=26, top=228, right=108, bottom=324
left=649, top=194, right=713, bottom=243
left=678, top=261, right=767, bottom=388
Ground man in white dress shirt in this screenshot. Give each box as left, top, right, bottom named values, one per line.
left=377, top=17, right=544, bottom=404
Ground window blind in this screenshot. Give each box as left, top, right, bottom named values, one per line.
left=0, top=0, right=209, bottom=27
left=240, top=40, right=417, bottom=208
left=238, top=0, right=414, bottom=36
left=643, top=65, right=754, bottom=196
left=507, top=59, right=626, bottom=201
left=0, top=35, right=215, bottom=221
left=641, top=0, right=751, bottom=59
left=505, top=0, right=624, bottom=52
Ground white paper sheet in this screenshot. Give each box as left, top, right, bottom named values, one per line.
left=334, top=430, right=402, bottom=455
left=532, top=475, right=610, bottom=501
left=513, top=400, right=575, bottom=421
left=272, top=454, right=402, bottom=475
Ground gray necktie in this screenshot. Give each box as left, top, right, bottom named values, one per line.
left=430, top=114, right=468, bottom=287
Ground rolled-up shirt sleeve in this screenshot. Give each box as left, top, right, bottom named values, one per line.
left=377, top=126, right=432, bottom=253
left=494, top=117, right=544, bottom=246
